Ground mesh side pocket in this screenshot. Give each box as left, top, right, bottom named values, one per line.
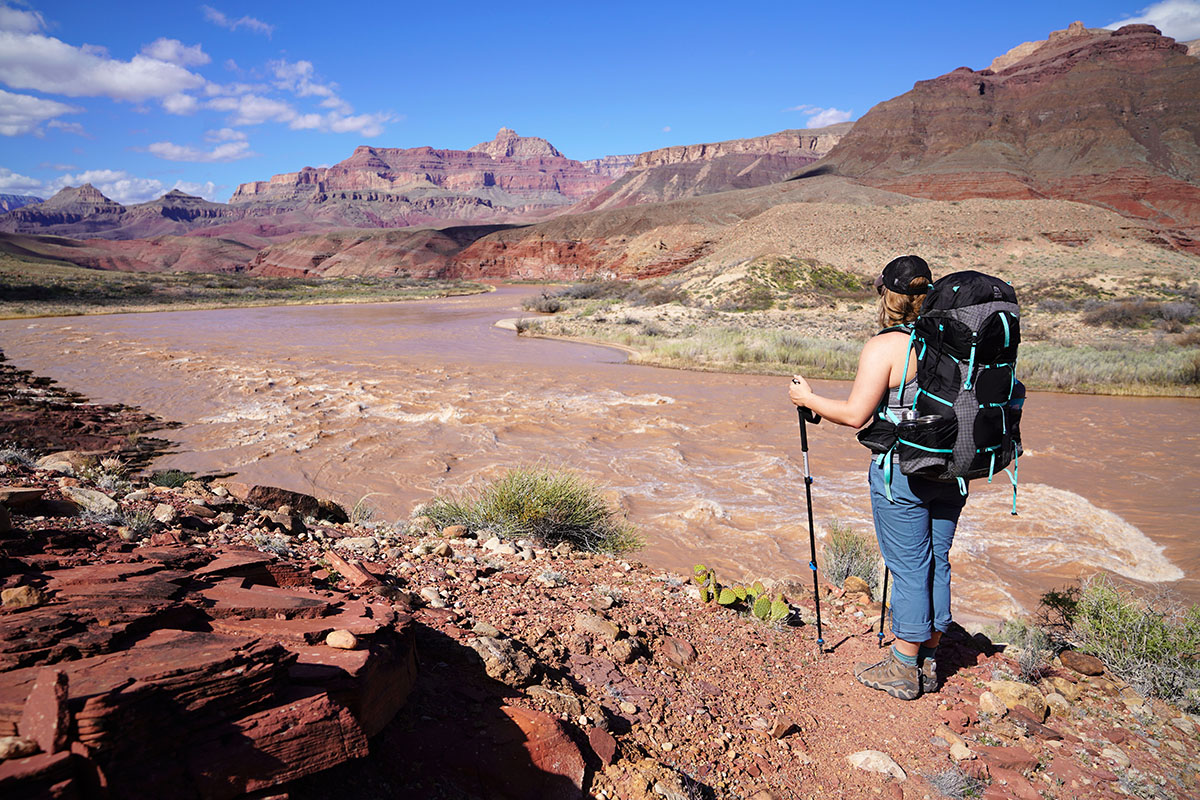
left=897, top=415, right=957, bottom=479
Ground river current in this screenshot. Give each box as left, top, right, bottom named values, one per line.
left=2, top=287, right=1196, bottom=625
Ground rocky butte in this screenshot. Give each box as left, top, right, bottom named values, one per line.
left=808, top=22, right=1200, bottom=250
left=227, top=128, right=616, bottom=227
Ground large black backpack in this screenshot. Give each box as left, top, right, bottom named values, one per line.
left=860, top=270, right=1023, bottom=511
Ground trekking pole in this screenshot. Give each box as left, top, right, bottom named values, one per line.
left=877, top=568, right=889, bottom=647
left=796, top=404, right=824, bottom=653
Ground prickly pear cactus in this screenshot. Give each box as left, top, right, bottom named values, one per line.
left=751, top=580, right=765, bottom=597
left=770, top=596, right=790, bottom=622
left=718, top=587, right=738, bottom=606
left=752, top=595, right=772, bottom=620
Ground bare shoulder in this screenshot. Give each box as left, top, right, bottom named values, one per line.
left=862, top=330, right=910, bottom=359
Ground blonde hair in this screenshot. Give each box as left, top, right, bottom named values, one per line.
left=877, top=276, right=930, bottom=328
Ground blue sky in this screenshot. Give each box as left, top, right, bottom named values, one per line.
left=1, top=0, right=1198, bottom=204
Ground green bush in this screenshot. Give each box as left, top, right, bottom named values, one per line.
left=422, top=467, right=641, bottom=554
left=1041, top=576, right=1200, bottom=712
left=994, top=618, right=1052, bottom=682
left=821, top=519, right=881, bottom=597
left=147, top=469, right=194, bottom=488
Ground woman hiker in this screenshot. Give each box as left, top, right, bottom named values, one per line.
left=787, top=255, right=965, bottom=700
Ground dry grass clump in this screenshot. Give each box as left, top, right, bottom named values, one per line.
left=421, top=467, right=641, bottom=554
left=821, top=519, right=882, bottom=597
left=1020, top=344, right=1200, bottom=394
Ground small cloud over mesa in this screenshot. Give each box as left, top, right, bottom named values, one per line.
left=1107, top=0, right=1200, bottom=40
left=145, top=129, right=254, bottom=163
left=201, top=5, right=274, bottom=37
left=784, top=104, right=854, bottom=128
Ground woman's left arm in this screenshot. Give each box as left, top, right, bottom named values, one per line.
left=788, top=337, right=893, bottom=428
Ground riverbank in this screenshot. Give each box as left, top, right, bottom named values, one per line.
left=2, top=359, right=1198, bottom=799
left=516, top=278, right=1200, bottom=397
left=0, top=256, right=490, bottom=319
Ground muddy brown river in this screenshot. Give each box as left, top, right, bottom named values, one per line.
left=2, top=287, right=1196, bottom=625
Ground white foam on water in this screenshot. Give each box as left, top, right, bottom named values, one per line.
left=381, top=406, right=463, bottom=424
left=957, top=483, right=1184, bottom=583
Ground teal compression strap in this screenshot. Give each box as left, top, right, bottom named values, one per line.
left=957, top=477, right=968, bottom=496
left=876, top=449, right=895, bottom=503
left=897, top=439, right=952, bottom=454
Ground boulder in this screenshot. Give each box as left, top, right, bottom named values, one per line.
left=575, top=613, right=621, bottom=641
left=985, top=680, right=1048, bottom=720
left=479, top=706, right=586, bottom=799
left=847, top=749, right=907, bottom=781
left=1060, top=650, right=1105, bottom=676
left=470, top=636, right=537, bottom=687
left=61, top=486, right=118, bottom=515
left=34, top=451, right=91, bottom=475
left=658, top=636, right=697, bottom=669
left=18, top=669, right=69, bottom=754
left=1, top=586, right=46, bottom=609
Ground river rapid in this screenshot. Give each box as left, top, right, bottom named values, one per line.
left=2, top=287, right=1196, bottom=625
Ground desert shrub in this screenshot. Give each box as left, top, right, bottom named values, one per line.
left=821, top=519, right=881, bottom=597
left=421, top=467, right=640, bottom=554
left=1083, top=298, right=1198, bottom=328
left=148, top=469, right=194, bottom=488
left=1041, top=576, right=1200, bottom=712
left=513, top=318, right=538, bottom=334
left=924, top=767, right=986, bottom=800
left=0, top=442, right=36, bottom=467
left=121, top=507, right=156, bottom=537
left=994, top=618, right=1052, bottom=682
left=522, top=294, right=562, bottom=313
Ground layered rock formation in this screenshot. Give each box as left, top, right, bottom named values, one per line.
left=228, top=129, right=616, bottom=227
left=0, top=195, right=41, bottom=214
left=0, top=187, right=251, bottom=241
left=575, top=125, right=850, bottom=212
left=811, top=23, right=1200, bottom=248
left=581, top=154, right=638, bottom=178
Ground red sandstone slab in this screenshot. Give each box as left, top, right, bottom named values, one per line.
left=195, top=550, right=276, bottom=577
left=323, top=550, right=378, bottom=588
left=19, top=669, right=69, bottom=754
left=0, top=487, right=47, bottom=507
left=43, top=561, right=163, bottom=588
left=187, top=687, right=370, bottom=797
left=211, top=600, right=383, bottom=645
left=0, top=750, right=81, bottom=798
left=199, top=579, right=333, bottom=620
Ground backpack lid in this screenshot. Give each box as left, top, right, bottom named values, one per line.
left=922, top=270, right=1018, bottom=311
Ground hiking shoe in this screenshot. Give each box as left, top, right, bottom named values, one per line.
left=921, top=657, right=939, bottom=693
left=855, top=650, right=921, bottom=700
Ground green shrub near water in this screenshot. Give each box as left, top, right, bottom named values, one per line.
left=821, top=519, right=882, bottom=598
left=1039, top=575, right=1200, bottom=712
left=421, top=467, right=641, bottom=554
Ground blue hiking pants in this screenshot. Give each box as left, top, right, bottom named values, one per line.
left=868, top=460, right=966, bottom=643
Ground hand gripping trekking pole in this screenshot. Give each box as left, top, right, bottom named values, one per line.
left=796, top=405, right=824, bottom=652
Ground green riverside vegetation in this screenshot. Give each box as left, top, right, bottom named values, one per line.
left=520, top=276, right=1200, bottom=396
left=0, top=256, right=489, bottom=318
left=420, top=467, right=642, bottom=555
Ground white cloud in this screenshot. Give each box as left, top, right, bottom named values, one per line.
left=171, top=179, right=219, bottom=201
left=140, top=38, right=210, bottom=67
left=47, top=119, right=87, bottom=136
left=145, top=129, right=253, bottom=162
left=207, top=93, right=297, bottom=125
left=271, top=59, right=336, bottom=98
left=0, top=87, right=81, bottom=135
left=662, top=126, right=671, bottom=132
left=0, top=31, right=206, bottom=101
left=308, top=110, right=394, bottom=137
left=0, top=3, right=44, bottom=34
left=1108, top=0, right=1200, bottom=39
left=162, top=93, right=199, bottom=115
left=49, top=169, right=165, bottom=204
left=207, top=92, right=394, bottom=136
left=201, top=6, right=273, bottom=37
left=0, top=165, right=43, bottom=193
left=785, top=104, right=854, bottom=128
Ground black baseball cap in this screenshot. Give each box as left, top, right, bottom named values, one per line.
left=874, top=255, right=932, bottom=295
